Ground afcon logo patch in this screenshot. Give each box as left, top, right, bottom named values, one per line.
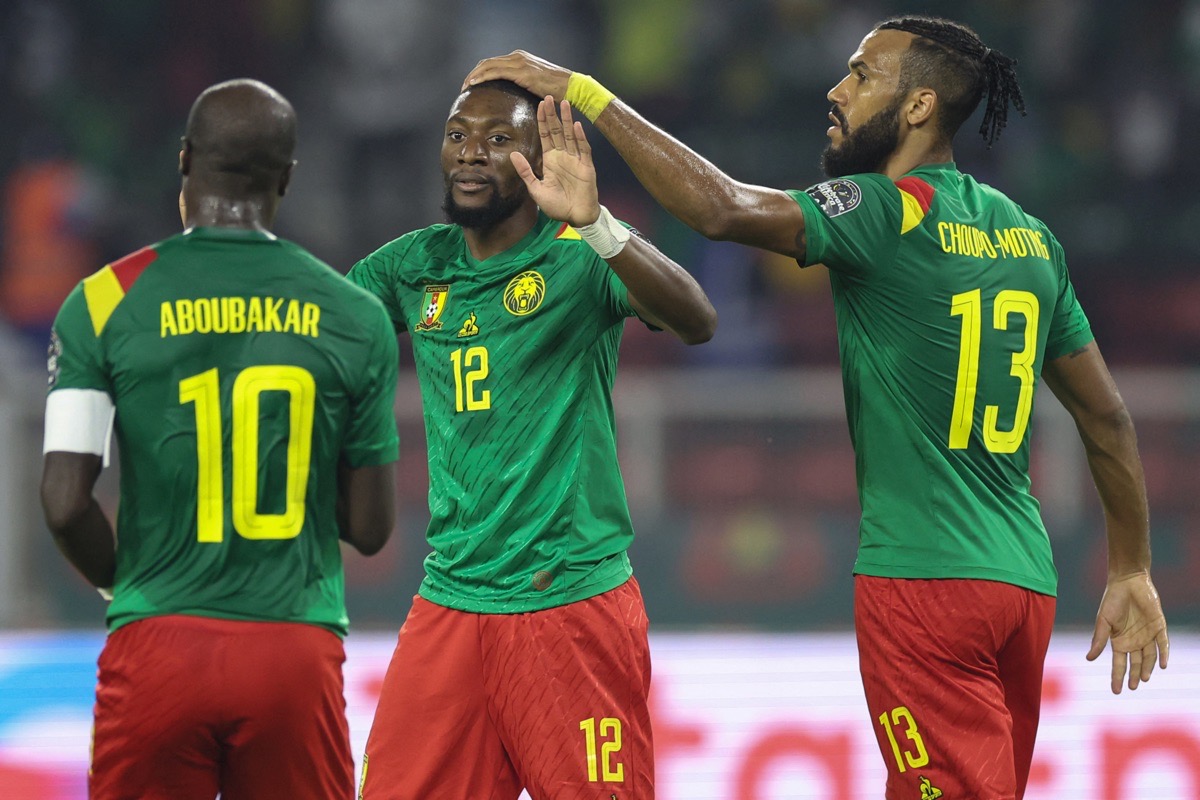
left=503, top=271, right=546, bottom=317
left=805, top=179, right=862, bottom=218
left=47, top=329, right=62, bottom=388
left=415, top=284, right=450, bottom=331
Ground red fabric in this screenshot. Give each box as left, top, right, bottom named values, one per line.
left=108, top=246, right=157, bottom=290
left=895, top=176, right=935, bottom=212
left=854, top=576, right=1055, bottom=800
left=362, top=578, right=654, bottom=799
left=90, top=615, right=351, bottom=800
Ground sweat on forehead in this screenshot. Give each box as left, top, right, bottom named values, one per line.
left=453, top=80, right=540, bottom=118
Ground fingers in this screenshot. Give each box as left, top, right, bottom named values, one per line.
left=1158, top=627, right=1171, bottom=669
left=1127, top=648, right=1142, bottom=691
left=1086, top=618, right=1110, bottom=662
left=542, top=96, right=567, bottom=151
left=1110, top=648, right=1127, bottom=695
left=1139, top=641, right=1157, bottom=684
left=509, top=151, right=537, bottom=187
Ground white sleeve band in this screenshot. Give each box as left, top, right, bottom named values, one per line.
left=575, top=205, right=631, bottom=260
left=44, top=388, right=115, bottom=465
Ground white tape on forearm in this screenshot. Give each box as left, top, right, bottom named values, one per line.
left=575, top=205, right=631, bottom=260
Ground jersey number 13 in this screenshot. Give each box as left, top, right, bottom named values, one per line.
left=948, top=288, right=1039, bottom=453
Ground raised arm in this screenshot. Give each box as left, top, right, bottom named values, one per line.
left=466, top=51, right=807, bottom=260
left=1041, top=341, right=1168, bottom=693
left=512, top=97, right=716, bottom=344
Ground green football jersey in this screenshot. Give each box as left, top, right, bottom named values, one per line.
left=348, top=212, right=638, bottom=613
left=49, top=227, right=400, bottom=635
left=790, top=163, right=1094, bottom=596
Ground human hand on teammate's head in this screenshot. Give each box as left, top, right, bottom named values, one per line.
left=464, top=51, right=573, bottom=101
left=1086, top=571, right=1169, bottom=694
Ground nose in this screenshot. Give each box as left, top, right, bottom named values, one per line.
left=827, top=75, right=851, bottom=107
left=458, top=134, right=487, bottom=164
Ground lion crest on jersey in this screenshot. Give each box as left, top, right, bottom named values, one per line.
left=415, top=284, right=450, bottom=331
left=503, top=271, right=546, bottom=317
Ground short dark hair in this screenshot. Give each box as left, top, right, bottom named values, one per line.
left=877, top=15, right=1025, bottom=148
left=185, top=79, right=296, bottom=194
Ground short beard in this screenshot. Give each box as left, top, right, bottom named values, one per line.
left=442, top=179, right=526, bottom=230
left=820, top=96, right=904, bottom=178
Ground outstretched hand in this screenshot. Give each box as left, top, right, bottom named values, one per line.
left=1086, top=571, right=1169, bottom=694
left=511, top=97, right=601, bottom=228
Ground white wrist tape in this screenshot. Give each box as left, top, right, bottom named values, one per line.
left=575, top=205, right=630, bottom=260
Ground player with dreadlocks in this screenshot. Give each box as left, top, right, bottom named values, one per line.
left=468, top=13, right=1168, bottom=799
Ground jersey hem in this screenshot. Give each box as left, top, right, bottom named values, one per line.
left=106, top=608, right=348, bottom=638
left=852, top=562, right=1057, bottom=597
left=417, top=562, right=633, bottom=614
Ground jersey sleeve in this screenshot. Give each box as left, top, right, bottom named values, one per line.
left=788, top=174, right=915, bottom=278
left=48, top=284, right=110, bottom=394
left=596, top=220, right=641, bottom=322
left=347, top=239, right=413, bottom=335
left=343, top=301, right=400, bottom=467
left=1043, top=233, right=1095, bottom=360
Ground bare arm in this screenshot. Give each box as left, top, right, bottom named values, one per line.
left=337, top=460, right=396, bottom=556
left=465, top=52, right=807, bottom=259
left=1042, top=341, right=1168, bottom=692
left=40, top=451, right=116, bottom=589
left=512, top=98, right=717, bottom=344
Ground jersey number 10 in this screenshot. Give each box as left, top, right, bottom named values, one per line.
left=179, top=365, right=316, bottom=542
left=948, top=288, right=1039, bottom=453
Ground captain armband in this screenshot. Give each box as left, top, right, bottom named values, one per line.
left=576, top=206, right=631, bottom=260
left=565, top=73, right=616, bottom=122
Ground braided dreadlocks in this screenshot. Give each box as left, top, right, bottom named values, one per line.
left=877, top=16, right=1025, bottom=148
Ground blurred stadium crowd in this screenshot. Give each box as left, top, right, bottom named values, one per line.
left=2, top=0, right=1199, bottom=631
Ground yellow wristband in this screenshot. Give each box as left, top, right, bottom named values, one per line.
left=566, top=73, right=616, bottom=122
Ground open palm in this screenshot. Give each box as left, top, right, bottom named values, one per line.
left=510, top=97, right=601, bottom=228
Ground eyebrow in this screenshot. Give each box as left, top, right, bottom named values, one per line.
left=849, top=58, right=869, bottom=72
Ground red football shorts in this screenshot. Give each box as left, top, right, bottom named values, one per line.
left=855, top=575, right=1056, bottom=800
left=360, top=577, right=653, bottom=800
left=89, top=614, right=352, bottom=800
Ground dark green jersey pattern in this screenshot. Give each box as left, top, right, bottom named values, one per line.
left=349, top=213, right=638, bottom=613
left=790, top=163, right=1093, bottom=595
left=50, top=227, right=399, bottom=635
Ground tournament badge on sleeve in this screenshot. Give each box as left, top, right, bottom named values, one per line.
left=415, top=284, right=450, bottom=332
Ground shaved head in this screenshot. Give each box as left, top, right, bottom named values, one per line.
left=183, top=79, right=296, bottom=195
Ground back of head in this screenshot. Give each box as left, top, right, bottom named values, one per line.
left=877, top=16, right=1025, bottom=147
left=184, top=79, right=297, bottom=196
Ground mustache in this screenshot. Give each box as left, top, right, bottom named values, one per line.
left=830, top=105, right=848, bottom=133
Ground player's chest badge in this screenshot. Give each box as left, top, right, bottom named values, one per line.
left=415, top=284, right=450, bottom=331
left=503, top=270, right=546, bottom=317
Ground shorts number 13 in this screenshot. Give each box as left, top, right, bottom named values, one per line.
left=878, top=705, right=931, bottom=772
left=579, top=717, right=624, bottom=782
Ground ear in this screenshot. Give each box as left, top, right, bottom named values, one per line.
left=178, top=139, right=192, bottom=176
left=278, top=160, right=296, bottom=197
left=905, top=88, right=937, bottom=129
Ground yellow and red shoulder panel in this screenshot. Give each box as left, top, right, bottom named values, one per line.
left=554, top=221, right=582, bottom=240
left=82, top=246, right=158, bottom=335
left=895, top=176, right=935, bottom=235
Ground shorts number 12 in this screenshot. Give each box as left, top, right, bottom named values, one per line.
left=579, top=717, right=624, bottom=782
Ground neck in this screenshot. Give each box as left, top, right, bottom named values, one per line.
left=184, top=194, right=275, bottom=231
left=462, top=203, right=539, bottom=261
left=881, top=139, right=954, bottom=180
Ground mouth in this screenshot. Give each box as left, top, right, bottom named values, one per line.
left=827, top=110, right=847, bottom=138
left=452, top=172, right=494, bottom=194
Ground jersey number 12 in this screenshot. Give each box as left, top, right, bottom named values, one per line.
left=179, top=365, right=316, bottom=542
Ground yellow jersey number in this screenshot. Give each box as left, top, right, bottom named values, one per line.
left=179, top=365, right=316, bottom=542
left=948, top=289, right=1039, bottom=453
left=580, top=717, right=625, bottom=782
left=878, top=705, right=931, bottom=773
left=450, top=346, right=492, bottom=412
